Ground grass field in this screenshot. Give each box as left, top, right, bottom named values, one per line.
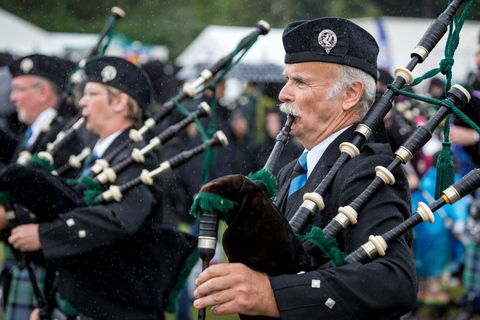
left=166, top=307, right=240, bottom=320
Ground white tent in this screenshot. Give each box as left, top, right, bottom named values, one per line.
left=175, top=24, right=284, bottom=68
left=0, top=8, right=62, bottom=56
left=175, top=24, right=285, bottom=81
left=176, top=17, right=480, bottom=88
left=353, top=17, right=480, bottom=88
left=0, top=8, right=168, bottom=62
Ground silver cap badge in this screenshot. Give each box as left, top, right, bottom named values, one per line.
left=101, top=66, right=117, bottom=83
left=20, top=58, right=34, bottom=73
left=318, top=29, right=337, bottom=54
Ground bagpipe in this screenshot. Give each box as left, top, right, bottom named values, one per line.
left=288, top=0, right=472, bottom=235
left=346, top=167, right=480, bottom=264
left=0, top=16, right=272, bottom=215
left=0, top=13, right=273, bottom=209
left=0, top=18, right=272, bottom=318
left=0, top=7, right=128, bottom=320
left=77, top=19, right=271, bottom=181
left=87, top=101, right=211, bottom=187
left=0, top=4, right=129, bottom=218
left=189, top=2, right=477, bottom=318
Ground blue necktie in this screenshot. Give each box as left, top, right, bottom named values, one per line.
left=286, top=152, right=308, bottom=212
left=81, top=149, right=99, bottom=177
left=22, top=126, right=32, bottom=147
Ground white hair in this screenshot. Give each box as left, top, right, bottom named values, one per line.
left=326, top=65, right=376, bottom=120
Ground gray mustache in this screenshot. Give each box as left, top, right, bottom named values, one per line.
left=279, top=102, right=302, bottom=117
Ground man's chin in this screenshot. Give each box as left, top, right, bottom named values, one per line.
left=17, top=113, right=29, bottom=125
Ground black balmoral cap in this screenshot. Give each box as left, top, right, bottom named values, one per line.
left=8, top=54, right=68, bottom=87
left=84, top=56, right=153, bottom=110
left=283, top=17, right=379, bottom=80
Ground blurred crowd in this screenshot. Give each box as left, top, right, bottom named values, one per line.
left=378, top=43, right=480, bottom=320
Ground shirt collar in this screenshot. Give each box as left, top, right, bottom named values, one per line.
left=304, top=126, right=350, bottom=178
left=27, top=107, right=56, bottom=147
left=93, top=130, right=124, bottom=158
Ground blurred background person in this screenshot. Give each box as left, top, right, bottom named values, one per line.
left=411, top=152, right=468, bottom=317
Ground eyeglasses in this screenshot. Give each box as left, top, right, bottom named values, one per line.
left=82, top=90, right=108, bottom=101
left=11, top=82, right=42, bottom=94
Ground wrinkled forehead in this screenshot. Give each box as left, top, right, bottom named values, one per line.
left=283, top=61, right=340, bottom=78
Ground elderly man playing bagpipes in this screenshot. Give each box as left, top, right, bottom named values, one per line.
left=191, top=17, right=419, bottom=320
left=0, top=54, right=85, bottom=320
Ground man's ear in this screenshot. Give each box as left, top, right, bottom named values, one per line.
left=343, top=80, right=364, bottom=111
left=37, top=82, right=51, bottom=104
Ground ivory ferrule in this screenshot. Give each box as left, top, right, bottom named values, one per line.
left=395, top=146, right=413, bottom=164
left=337, top=206, right=358, bottom=225
left=69, top=155, right=81, bottom=168
left=339, top=142, right=360, bottom=158
left=394, top=67, right=414, bottom=85
left=92, top=159, right=110, bottom=174
left=442, top=186, right=461, bottom=204
left=417, top=202, right=435, bottom=223
left=17, top=151, right=31, bottom=165
left=300, top=199, right=318, bottom=214
left=198, top=237, right=217, bottom=250
left=110, top=6, right=126, bottom=18
left=303, top=192, right=324, bottom=211
left=361, top=241, right=379, bottom=260
left=354, top=124, right=373, bottom=140
left=333, top=212, right=352, bottom=229
left=131, top=148, right=146, bottom=163
left=72, top=117, right=86, bottom=130
left=183, top=82, right=197, bottom=98
left=109, top=185, right=123, bottom=202
left=37, top=151, right=54, bottom=165
left=149, top=162, right=172, bottom=177
left=140, top=169, right=154, bottom=185
left=368, top=235, right=388, bottom=257
left=375, top=166, right=395, bottom=185
left=411, top=46, right=429, bottom=62
left=5, top=209, right=16, bottom=221
left=147, top=137, right=162, bottom=151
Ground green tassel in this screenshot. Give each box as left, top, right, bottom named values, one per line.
left=83, top=189, right=101, bottom=206
left=79, top=175, right=103, bottom=206
left=66, top=179, right=80, bottom=187
left=79, top=175, right=101, bottom=191
left=246, top=169, right=278, bottom=200
left=29, top=153, right=55, bottom=172
left=165, top=249, right=199, bottom=314
left=57, top=297, right=80, bottom=316
left=204, top=146, right=215, bottom=168
left=297, top=226, right=349, bottom=267
left=0, top=191, right=15, bottom=205
left=189, top=192, right=238, bottom=221
left=435, top=141, right=455, bottom=199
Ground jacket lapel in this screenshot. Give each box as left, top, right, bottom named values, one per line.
left=284, top=126, right=356, bottom=221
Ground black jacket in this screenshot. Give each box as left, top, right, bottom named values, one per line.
left=38, top=130, right=168, bottom=319
left=270, top=126, right=418, bottom=320
left=1, top=100, right=85, bottom=178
